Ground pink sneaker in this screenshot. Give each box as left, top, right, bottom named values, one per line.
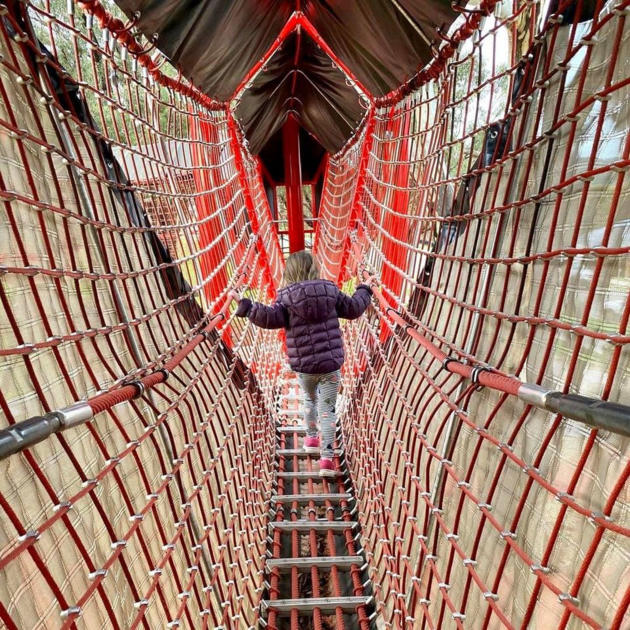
left=319, top=458, right=338, bottom=478
left=303, top=436, right=320, bottom=453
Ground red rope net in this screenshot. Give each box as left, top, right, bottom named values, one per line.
left=0, top=0, right=629, bottom=629
left=316, top=0, right=630, bottom=628
left=0, top=1, right=284, bottom=627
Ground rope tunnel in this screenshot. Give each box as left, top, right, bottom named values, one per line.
left=0, top=0, right=629, bottom=628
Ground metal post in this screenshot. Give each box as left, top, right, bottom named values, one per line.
left=227, top=113, right=276, bottom=296
left=337, top=108, right=376, bottom=283
left=283, top=114, right=305, bottom=253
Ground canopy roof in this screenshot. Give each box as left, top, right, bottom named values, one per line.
left=115, top=0, right=461, bottom=154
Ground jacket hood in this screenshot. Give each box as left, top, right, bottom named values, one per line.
left=278, top=279, right=338, bottom=323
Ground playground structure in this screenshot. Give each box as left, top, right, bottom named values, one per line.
left=0, top=0, right=628, bottom=628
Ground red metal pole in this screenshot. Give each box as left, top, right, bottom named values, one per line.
left=336, top=108, right=376, bottom=284
left=189, top=111, right=229, bottom=311
left=379, top=107, right=411, bottom=343
left=227, top=113, right=276, bottom=298
left=283, top=114, right=305, bottom=253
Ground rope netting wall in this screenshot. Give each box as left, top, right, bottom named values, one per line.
left=318, top=0, right=630, bottom=627
left=314, top=125, right=366, bottom=284
left=0, top=1, right=285, bottom=627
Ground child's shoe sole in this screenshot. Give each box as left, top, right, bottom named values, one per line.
left=319, top=468, right=339, bottom=478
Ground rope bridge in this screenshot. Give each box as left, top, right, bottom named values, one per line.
left=0, top=0, right=628, bottom=629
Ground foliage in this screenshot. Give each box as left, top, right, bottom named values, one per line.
left=28, top=0, right=188, bottom=145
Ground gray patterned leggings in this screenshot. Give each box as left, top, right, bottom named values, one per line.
left=296, top=370, right=340, bottom=458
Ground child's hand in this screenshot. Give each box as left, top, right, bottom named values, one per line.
left=228, top=289, right=242, bottom=302
left=364, top=274, right=379, bottom=288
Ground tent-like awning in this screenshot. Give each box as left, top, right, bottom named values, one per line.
left=114, top=0, right=461, bottom=153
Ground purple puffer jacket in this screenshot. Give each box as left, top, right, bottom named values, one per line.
left=235, top=279, right=372, bottom=374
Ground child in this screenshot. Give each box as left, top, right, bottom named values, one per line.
left=230, top=250, right=375, bottom=477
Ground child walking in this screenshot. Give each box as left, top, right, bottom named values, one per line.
left=230, top=251, right=375, bottom=477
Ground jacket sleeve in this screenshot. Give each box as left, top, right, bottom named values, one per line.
left=234, top=298, right=288, bottom=329
left=335, top=284, right=373, bottom=320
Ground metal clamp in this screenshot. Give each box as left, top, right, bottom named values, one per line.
left=517, top=383, right=549, bottom=408
left=58, top=402, right=93, bottom=429
left=124, top=379, right=146, bottom=399
left=155, top=367, right=170, bottom=381
left=471, top=365, right=492, bottom=387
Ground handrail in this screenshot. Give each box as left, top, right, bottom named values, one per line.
left=357, top=267, right=630, bottom=437
left=0, top=241, right=258, bottom=461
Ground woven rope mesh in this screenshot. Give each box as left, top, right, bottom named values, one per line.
left=0, top=1, right=284, bottom=626
left=317, top=1, right=630, bottom=628
left=0, top=0, right=629, bottom=629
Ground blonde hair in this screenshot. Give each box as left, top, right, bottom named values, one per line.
left=282, top=250, right=320, bottom=287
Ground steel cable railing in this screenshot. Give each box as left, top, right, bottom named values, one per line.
left=0, top=240, right=257, bottom=460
